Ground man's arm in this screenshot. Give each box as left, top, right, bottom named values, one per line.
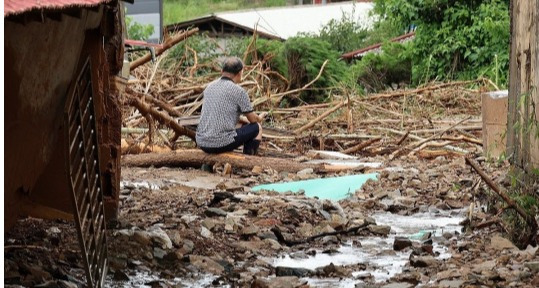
left=244, top=111, right=267, bottom=123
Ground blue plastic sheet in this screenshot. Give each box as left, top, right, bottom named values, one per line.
left=252, top=173, right=378, bottom=201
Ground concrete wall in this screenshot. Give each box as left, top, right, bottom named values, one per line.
left=5, top=3, right=123, bottom=229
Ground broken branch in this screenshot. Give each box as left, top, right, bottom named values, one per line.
left=127, top=94, right=196, bottom=141
left=465, top=157, right=538, bottom=237
left=294, top=101, right=347, bottom=134
left=130, top=28, right=199, bottom=71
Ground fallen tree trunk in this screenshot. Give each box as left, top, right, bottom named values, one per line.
left=122, top=149, right=324, bottom=173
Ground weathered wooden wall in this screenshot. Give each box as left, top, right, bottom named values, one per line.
left=4, top=2, right=123, bottom=230
left=507, top=0, right=539, bottom=179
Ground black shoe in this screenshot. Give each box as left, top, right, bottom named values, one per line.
left=243, top=139, right=260, bottom=155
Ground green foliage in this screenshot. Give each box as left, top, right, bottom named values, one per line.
left=348, top=42, right=412, bottom=92
left=163, top=33, right=223, bottom=75
left=126, top=15, right=155, bottom=41
left=283, top=37, right=348, bottom=102
left=361, top=20, right=403, bottom=47
left=317, top=5, right=370, bottom=54
left=373, top=0, right=510, bottom=86
left=253, top=39, right=288, bottom=78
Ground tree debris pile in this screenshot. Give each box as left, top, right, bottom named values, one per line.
left=7, top=30, right=539, bottom=288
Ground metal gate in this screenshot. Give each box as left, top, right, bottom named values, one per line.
left=65, top=58, right=108, bottom=287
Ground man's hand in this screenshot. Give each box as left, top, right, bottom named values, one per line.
left=245, top=111, right=268, bottom=123
left=258, top=112, right=268, bottom=121
left=238, top=115, right=250, bottom=124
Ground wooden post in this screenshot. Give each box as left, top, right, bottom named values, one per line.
left=507, top=0, right=539, bottom=191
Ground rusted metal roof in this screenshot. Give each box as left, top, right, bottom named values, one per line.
left=341, top=32, right=416, bottom=60
left=4, top=0, right=111, bottom=17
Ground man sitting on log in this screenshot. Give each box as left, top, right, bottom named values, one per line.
left=196, top=57, right=266, bottom=155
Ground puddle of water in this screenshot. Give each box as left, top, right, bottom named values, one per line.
left=108, top=271, right=219, bottom=288
left=120, top=180, right=160, bottom=190
left=269, top=211, right=464, bottom=287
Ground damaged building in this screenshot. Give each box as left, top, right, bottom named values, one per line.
left=5, top=0, right=124, bottom=286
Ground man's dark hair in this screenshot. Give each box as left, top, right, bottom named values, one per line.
left=222, top=57, right=244, bottom=75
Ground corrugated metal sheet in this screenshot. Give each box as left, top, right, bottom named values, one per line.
left=4, top=0, right=111, bottom=17
left=216, top=2, right=374, bottom=39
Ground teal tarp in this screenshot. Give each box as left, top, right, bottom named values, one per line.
left=252, top=173, right=378, bottom=201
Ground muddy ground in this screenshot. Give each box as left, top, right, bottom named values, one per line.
left=5, top=153, right=539, bottom=288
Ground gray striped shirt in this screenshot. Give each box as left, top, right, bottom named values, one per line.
left=196, top=77, right=253, bottom=148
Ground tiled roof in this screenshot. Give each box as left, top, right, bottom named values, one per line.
left=5, top=0, right=111, bottom=17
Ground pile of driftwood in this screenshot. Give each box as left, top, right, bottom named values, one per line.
left=121, top=29, right=490, bottom=165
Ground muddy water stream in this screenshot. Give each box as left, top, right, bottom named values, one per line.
left=269, top=210, right=463, bottom=287
left=109, top=206, right=463, bottom=287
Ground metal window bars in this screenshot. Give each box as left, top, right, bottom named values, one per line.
left=65, top=58, right=108, bottom=288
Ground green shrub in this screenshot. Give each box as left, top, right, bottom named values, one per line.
left=126, top=15, right=154, bottom=41
left=284, top=36, right=348, bottom=103
left=349, top=42, right=412, bottom=92
left=374, top=0, right=510, bottom=87
left=253, top=39, right=288, bottom=78
left=317, top=5, right=370, bottom=54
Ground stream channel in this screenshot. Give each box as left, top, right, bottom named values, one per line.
left=109, top=197, right=464, bottom=287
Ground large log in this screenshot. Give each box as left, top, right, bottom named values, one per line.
left=122, top=149, right=324, bottom=173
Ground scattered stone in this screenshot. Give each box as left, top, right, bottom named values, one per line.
left=148, top=226, right=173, bottom=249
left=275, top=266, right=312, bottom=277
left=524, top=261, right=539, bottom=273
left=393, top=237, right=412, bottom=251
left=381, top=283, right=413, bottom=288
left=205, top=208, right=228, bottom=217
left=258, top=231, right=278, bottom=241
left=113, top=270, right=130, bottom=281
left=46, top=227, right=61, bottom=235
left=201, top=218, right=217, bottom=231
left=264, top=238, right=282, bottom=250
left=439, top=280, right=465, bottom=288
left=321, top=235, right=339, bottom=245
left=133, top=230, right=152, bottom=246
left=322, top=247, right=339, bottom=254
left=200, top=226, right=213, bottom=239
left=241, top=225, right=259, bottom=236
left=153, top=247, right=166, bottom=259
left=488, top=235, right=517, bottom=251
left=188, top=255, right=225, bottom=275
left=421, top=244, right=434, bottom=255
left=297, top=168, right=314, bottom=177
left=252, top=276, right=307, bottom=288
left=180, top=239, right=195, bottom=254
left=368, top=225, right=391, bottom=236
left=315, top=262, right=348, bottom=277
left=251, top=166, right=263, bottom=174
left=225, top=217, right=236, bottom=232
left=167, top=230, right=183, bottom=247
left=180, top=214, right=198, bottom=224
left=410, top=255, right=439, bottom=267
left=442, top=232, right=454, bottom=239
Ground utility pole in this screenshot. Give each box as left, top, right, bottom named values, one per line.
left=507, top=0, right=539, bottom=192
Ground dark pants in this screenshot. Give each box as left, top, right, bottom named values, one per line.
left=200, top=123, right=260, bottom=155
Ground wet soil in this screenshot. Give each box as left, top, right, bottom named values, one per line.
left=4, top=156, right=539, bottom=288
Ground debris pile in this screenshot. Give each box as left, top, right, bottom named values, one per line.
left=6, top=32, right=538, bottom=288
